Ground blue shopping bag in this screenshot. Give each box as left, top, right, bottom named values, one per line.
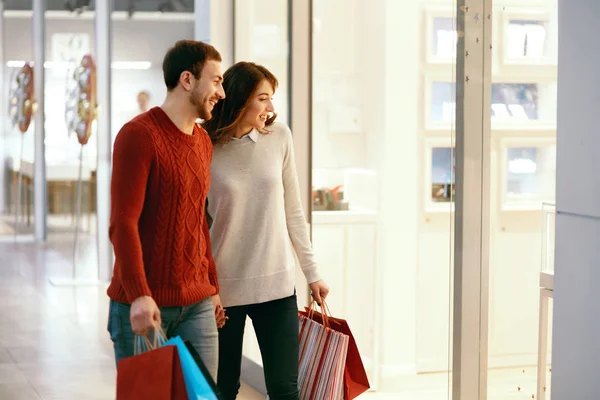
left=165, top=336, right=219, bottom=400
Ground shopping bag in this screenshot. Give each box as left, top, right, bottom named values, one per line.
left=300, top=303, right=370, bottom=399
left=183, top=341, right=223, bottom=399
left=165, top=335, right=220, bottom=400
left=298, top=302, right=350, bottom=400
left=116, top=333, right=187, bottom=400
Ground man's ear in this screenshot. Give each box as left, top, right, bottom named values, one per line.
left=179, top=71, right=194, bottom=92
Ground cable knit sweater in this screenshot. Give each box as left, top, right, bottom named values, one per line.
left=107, top=107, right=219, bottom=307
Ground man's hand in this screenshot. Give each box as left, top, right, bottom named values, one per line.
left=309, top=280, right=330, bottom=306
left=130, top=296, right=161, bottom=335
left=212, top=295, right=228, bottom=329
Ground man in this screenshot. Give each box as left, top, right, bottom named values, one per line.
left=106, top=40, right=226, bottom=379
left=136, top=90, right=150, bottom=114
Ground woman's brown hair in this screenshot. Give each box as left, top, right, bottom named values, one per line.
left=202, top=62, right=278, bottom=144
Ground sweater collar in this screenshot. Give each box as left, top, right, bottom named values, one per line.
left=232, top=129, right=259, bottom=143
left=149, top=106, right=201, bottom=143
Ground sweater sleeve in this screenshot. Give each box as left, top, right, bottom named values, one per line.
left=109, top=122, right=154, bottom=303
left=203, top=206, right=220, bottom=294
left=280, top=124, right=322, bottom=284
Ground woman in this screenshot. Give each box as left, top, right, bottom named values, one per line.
left=203, top=62, right=330, bottom=400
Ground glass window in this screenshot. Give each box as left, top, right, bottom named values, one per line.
left=311, top=0, right=456, bottom=397
left=487, top=0, right=558, bottom=397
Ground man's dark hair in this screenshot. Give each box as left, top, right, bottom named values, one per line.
left=162, top=40, right=222, bottom=91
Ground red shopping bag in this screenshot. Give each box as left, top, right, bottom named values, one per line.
left=300, top=303, right=370, bottom=399
left=116, top=343, right=188, bottom=400
left=298, top=308, right=349, bottom=399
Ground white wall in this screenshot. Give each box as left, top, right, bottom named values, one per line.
left=551, top=0, right=600, bottom=398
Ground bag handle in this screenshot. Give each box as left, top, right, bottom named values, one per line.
left=307, top=300, right=332, bottom=328
left=133, top=324, right=168, bottom=355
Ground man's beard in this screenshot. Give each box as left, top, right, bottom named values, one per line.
left=190, top=90, right=211, bottom=121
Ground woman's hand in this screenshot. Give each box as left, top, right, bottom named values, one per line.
left=309, top=280, right=330, bottom=306
left=212, top=295, right=228, bottom=329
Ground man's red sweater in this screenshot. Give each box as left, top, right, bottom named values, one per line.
left=107, top=107, right=219, bottom=307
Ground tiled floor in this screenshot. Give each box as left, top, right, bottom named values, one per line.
left=0, top=232, right=264, bottom=400
left=0, top=229, right=550, bottom=400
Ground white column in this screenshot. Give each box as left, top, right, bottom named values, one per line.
left=32, top=0, right=47, bottom=241
left=453, top=0, right=492, bottom=399
left=290, top=0, right=311, bottom=309
left=95, top=0, right=113, bottom=282
left=376, top=0, right=420, bottom=380
left=0, top=1, right=5, bottom=215
left=194, top=0, right=210, bottom=42
left=551, top=0, right=600, bottom=398
left=207, top=0, right=233, bottom=68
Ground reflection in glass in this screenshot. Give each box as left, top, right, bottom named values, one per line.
left=431, top=147, right=455, bottom=203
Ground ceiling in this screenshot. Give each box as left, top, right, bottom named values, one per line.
left=3, top=0, right=194, bottom=13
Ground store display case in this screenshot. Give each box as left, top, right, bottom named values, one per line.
left=424, top=138, right=455, bottom=212
left=500, top=138, right=556, bottom=210
left=492, top=82, right=557, bottom=128
left=427, top=80, right=456, bottom=129
left=426, top=17, right=457, bottom=63
left=499, top=8, right=555, bottom=66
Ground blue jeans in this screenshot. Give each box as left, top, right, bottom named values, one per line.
left=107, top=297, right=219, bottom=380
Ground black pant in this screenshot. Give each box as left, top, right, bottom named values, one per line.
left=217, top=293, right=299, bottom=400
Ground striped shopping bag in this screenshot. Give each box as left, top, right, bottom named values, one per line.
left=298, top=302, right=350, bottom=400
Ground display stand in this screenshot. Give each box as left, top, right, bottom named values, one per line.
left=50, top=54, right=100, bottom=287
left=8, top=63, right=35, bottom=239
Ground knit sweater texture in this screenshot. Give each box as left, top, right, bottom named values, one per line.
left=107, top=107, right=219, bottom=307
